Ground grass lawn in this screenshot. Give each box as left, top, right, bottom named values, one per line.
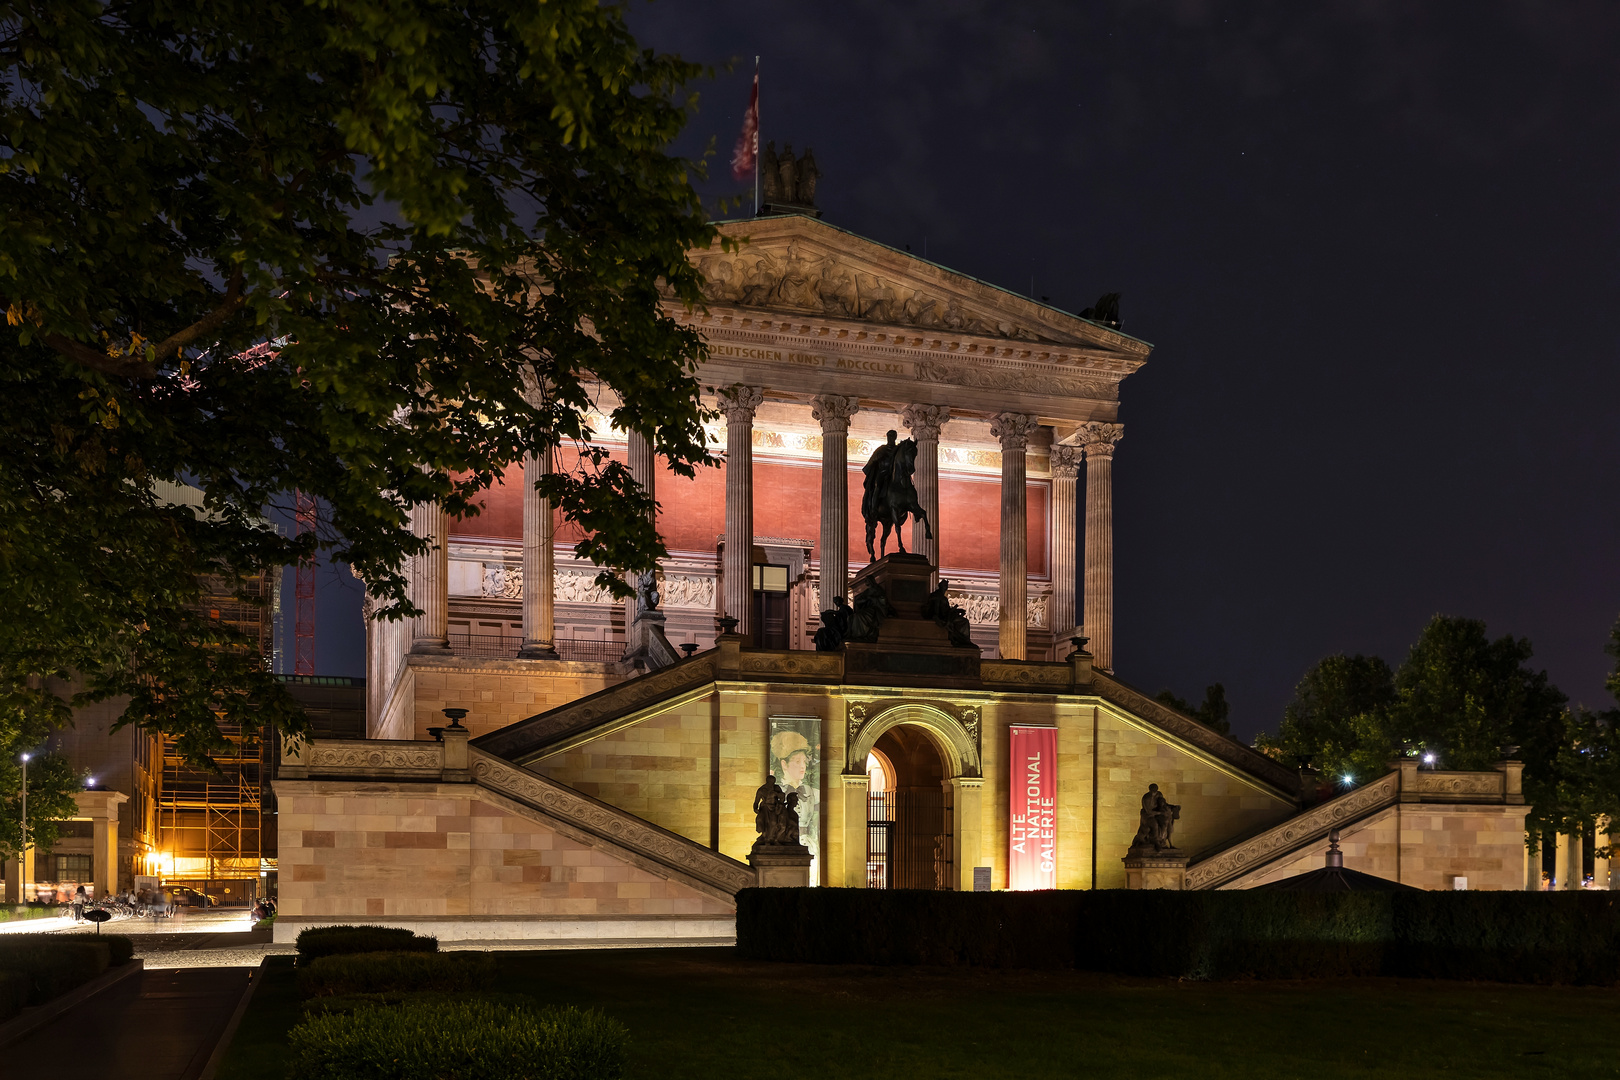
left=218, top=947, right=1620, bottom=1079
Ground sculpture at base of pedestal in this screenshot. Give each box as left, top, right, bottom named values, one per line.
left=749, top=773, right=812, bottom=887
left=1123, top=782, right=1187, bottom=890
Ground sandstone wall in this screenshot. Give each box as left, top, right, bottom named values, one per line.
left=399, top=656, right=624, bottom=741
left=1221, top=802, right=1531, bottom=891
left=274, top=778, right=734, bottom=943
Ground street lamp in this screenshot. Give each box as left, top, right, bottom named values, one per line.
left=18, top=753, right=28, bottom=899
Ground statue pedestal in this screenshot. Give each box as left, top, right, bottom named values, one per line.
left=623, top=609, right=679, bottom=670
left=749, top=844, right=812, bottom=888
left=841, top=553, right=980, bottom=686
left=1122, top=848, right=1188, bottom=890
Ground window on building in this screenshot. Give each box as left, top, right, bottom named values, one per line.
left=55, top=854, right=92, bottom=882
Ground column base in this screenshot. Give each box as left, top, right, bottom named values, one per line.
left=410, top=641, right=453, bottom=655
left=517, top=643, right=560, bottom=660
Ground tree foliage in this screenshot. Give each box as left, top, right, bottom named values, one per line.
left=1259, top=615, right=1618, bottom=840
left=0, top=1, right=720, bottom=762
left=1155, top=682, right=1232, bottom=736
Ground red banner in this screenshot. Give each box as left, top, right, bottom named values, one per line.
left=1008, top=726, right=1057, bottom=890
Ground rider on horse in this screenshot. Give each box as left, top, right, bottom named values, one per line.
left=861, top=430, right=933, bottom=560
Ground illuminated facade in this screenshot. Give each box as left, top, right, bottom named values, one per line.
left=271, top=216, right=1533, bottom=944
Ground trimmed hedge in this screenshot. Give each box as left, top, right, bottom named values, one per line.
left=0, top=969, right=30, bottom=1022
left=294, top=925, right=438, bottom=963
left=287, top=998, right=628, bottom=1080
left=101, top=934, right=135, bottom=966
left=298, top=950, right=498, bottom=997
left=736, top=888, right=1620, bottom=984
left=0, top=937, right=112, bottom=1009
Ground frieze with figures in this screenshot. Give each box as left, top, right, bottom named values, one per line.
left=479, top=565, right=716, bottom=610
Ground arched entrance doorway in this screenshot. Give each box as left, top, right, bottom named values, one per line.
left=866, top=726, right=952, bottom=890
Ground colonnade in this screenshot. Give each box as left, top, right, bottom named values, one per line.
left=1540, top=822, right=1612, bottom=891
left=406, top=386, right=1124, bottom=666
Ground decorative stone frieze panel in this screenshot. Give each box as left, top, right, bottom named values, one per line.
left=307, top=741, right=444, bottom=777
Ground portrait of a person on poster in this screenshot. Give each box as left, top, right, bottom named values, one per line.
left=768, top=717, right=821, bottom=880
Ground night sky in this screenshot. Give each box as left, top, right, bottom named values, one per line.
left=300, top=2, right=1620, bottom=744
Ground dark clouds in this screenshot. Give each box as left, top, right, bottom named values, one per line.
left=618, top=1, right=1620, bottom=738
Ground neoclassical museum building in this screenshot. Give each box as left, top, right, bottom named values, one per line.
left=274, top=213, right=1535, bottom=944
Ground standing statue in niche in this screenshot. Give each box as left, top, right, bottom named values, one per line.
left=1130, top=783, right=1181, bottom=854
left=861, top=430, right=933, bottom=560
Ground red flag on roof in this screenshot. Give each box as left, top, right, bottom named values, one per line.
left=731, top=63, right=759, bottom=183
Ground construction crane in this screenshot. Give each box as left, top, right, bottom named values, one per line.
left=294, top=491, right=318, bottom=676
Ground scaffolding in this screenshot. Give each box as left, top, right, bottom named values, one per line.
left=154, top=569, right=277, bottom=896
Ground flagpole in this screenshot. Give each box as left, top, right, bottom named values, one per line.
left=753, top=56, right=760, bottom=216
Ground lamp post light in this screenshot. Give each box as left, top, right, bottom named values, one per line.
left=19, top=752, right=28, bottom=902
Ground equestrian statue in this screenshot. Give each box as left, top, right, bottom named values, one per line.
left=861, top=430, right=933, bottom=560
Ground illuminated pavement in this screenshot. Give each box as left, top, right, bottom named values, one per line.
left=7, top=908, right=295, bottom=967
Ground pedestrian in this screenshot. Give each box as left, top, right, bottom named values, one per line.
left=73, top=884, right=87, bottom=921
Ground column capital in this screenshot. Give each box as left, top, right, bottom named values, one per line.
left=718, top=384, right=764, bottom=423
left=810, top=394, right=860, bottom=434
left=990, top=412, right=1040, bottom=450
left=1080, top=421, right=1124, bottom=459
left=901, top=403, right=951, bottom=441
left=1051, top=444, right=1081, bottom=478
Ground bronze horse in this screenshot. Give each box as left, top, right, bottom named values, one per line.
left=864, top=437, right=933, bottom=559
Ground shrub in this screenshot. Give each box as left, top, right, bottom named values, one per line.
left=295, top=925, right=437, bottom=963
left=736, top=887, right=1620, bottom=984
left=101, top=934, right=135, bottom=966
left=0, top=969, right=29, bottom=1022
left=287, top=998, right=629, bottom=1080
left=0, top=937, right=111, bottom=1005
left=298, top=951, right=497, bottom=997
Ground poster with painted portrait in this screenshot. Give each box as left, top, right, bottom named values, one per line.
left=768, top=716, right=821, bottom=883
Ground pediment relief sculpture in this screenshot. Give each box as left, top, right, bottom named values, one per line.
left=695, top=240, right=1070, bottom=346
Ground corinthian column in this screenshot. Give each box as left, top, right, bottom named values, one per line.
left=623, top=429, right=658, bottom=648
left=901, top=403, right=950, bottom=581
left=1080, top=422, right=1123, bottom=672
left=1050, top=444, right=1081, bottom=650
left=408, top=499, right=450, bottom=653
left=719, top=385, right=764, bottom=635
left=811, top=395, right=860, bottom=607
left=518, top=447, right=558, bottom=659
left=991, top=413, right=1040, bottom=660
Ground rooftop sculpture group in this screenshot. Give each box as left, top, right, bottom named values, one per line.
left=761, top=142, right=820, bottom=208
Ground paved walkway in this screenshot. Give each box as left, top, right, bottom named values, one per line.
left=8, top=965, right=254, bottom=1078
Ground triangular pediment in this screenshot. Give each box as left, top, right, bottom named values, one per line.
left=689, top=215, right=1150, bottom=358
